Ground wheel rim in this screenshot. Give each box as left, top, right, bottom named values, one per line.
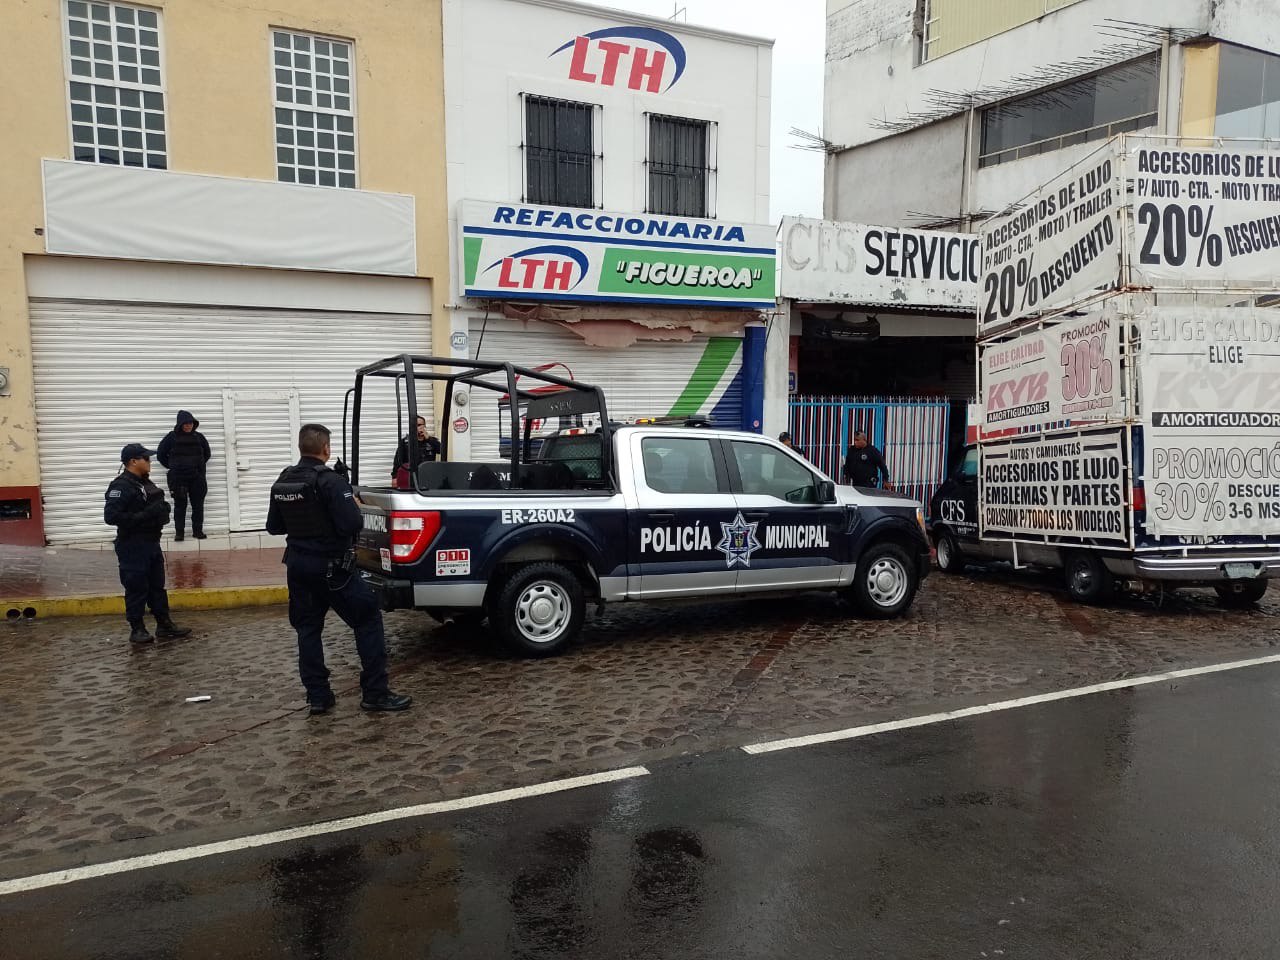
left=937, top=536, right=952, bottom=568
left=514, top=580, right=571, bottom=644
left=866, top=557, right=909, bottom=608
left=1070, top=561, right=1094, bottom=594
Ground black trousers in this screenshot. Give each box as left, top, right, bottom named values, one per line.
left=169, top=474, right=207, bottom=535
left=285, top=552, right=390, bottom=702
left=115, top=540, right=171, bottom=627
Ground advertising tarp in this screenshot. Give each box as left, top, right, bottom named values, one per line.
left=980, top=305, right=1122, bottom=433
left=980, top=429, right=1128, bottom=543
left=1126, top=140, right=1280, bottom=288
left=979, top=142, right=1123, bottom=333
left=1139, top=304, right=1280, bottom=537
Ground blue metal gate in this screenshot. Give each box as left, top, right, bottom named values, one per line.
left=789, top=396, right=952, bottom=512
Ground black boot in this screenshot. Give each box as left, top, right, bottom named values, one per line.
left=129, top=623, right=154, bottom=644
left=193, top=531, right=207, bottom=540
left=155, top=617, right=192, bottom=640
left=361, top=691, right=412, bottom=712
left=174, top=530, right=185, bottom=542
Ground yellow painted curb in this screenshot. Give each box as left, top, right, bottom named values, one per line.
left=2, top=585, right=288, bottom=620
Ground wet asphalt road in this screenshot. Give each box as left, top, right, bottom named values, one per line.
left=6, top=661, right=1280, bottom=959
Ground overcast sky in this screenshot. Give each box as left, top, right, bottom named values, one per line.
left=579, top=0, right=827, bottom=222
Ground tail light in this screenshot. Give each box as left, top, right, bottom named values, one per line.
left=1132, top=486, right=1146, bottom=512
left=389, top=511, right=441, bottom=563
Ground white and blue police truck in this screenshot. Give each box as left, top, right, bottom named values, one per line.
left=346, top=356, right=931, bottom=656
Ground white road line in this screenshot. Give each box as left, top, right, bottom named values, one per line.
left=0, top=766, right=649, bottom=897
left=742, top=653, right=1280, bottom=755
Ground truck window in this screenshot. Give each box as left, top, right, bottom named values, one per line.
left=641, top=437, right=720, bottom=495
left=731, top=441, right=818, bottom=504
left=958, top=448, right=979, bottom=482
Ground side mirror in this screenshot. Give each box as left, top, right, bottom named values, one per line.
left=817, top=480, right=837, bottom=504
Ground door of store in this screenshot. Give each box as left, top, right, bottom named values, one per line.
left=223, top=389, right=300, bottom=531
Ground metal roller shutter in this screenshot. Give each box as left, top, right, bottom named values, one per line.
left=467, top=318, right=743, bottom=461
left=29, top=300, right=431, bottom=544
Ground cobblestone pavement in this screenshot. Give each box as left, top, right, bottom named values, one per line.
left=1, top=570, right=1277, bottom=879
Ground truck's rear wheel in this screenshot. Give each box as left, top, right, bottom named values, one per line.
left=1064, top=552, right=1114, bottom=605
left=851, top=542, right=918, bottom=619
left=1215, top=580, right=1268, bottom=608
left=935, top=530, right=965, bottom=574
left=490, top=562, right=585, bottom=657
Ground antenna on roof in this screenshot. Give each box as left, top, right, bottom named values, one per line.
left=670, top=5, right=687, bottom=21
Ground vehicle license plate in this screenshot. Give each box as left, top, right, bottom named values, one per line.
left=1224, top=562, right=1261, bottom=580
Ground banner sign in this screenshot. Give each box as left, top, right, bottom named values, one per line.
left=460, top=200, right=776, bottom=308
left=981, top=430, right=1128, bottom=542
left=779, top=216, right=979, bottom=309
left=1139, top=305, right=1280, bottom=537
left=979, top=142, right=1122, bottom=333
left=981, top=306, right=1122, bottom=433
left=1126, top=142, right=1280, bottom=288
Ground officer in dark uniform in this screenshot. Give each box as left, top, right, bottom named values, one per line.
left=104, top=443, right=193, bottom=645
left=266, top=423, right=412, bottom=716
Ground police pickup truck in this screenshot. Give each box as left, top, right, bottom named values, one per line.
left=348, top=356, right=930, bottom=656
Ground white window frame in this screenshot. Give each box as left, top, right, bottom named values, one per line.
left=61, top=0, right=169, bottom=170
left=269, top=27, right=359, bottom=189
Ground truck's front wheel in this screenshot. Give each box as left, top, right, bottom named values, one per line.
left=850, top=542, right=918, bottom=619
left=490, top=562, right=586, bottom=657
left=1215, top=579, right=1268, bottom=608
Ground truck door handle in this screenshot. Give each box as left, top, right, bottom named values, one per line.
left=745, top=512, right=768, bottom=521
left=647, top=513, right=675, bottom=522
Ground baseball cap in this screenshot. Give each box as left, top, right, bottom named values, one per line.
left=120, top=443, right=157, bottom=463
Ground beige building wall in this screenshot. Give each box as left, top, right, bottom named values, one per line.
left=0, top=0, right=449, bottom=502
left=926, top=0, right=1086, bottom=61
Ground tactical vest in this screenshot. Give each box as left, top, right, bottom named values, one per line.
left=270, top=464, right=338, bottom=540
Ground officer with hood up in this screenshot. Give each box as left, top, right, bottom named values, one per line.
left=157, top=410, right=212, bottom=541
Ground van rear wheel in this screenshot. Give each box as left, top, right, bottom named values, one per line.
left=1216, top=580, right=1268, bottom=608
left=489, top=562, right=585, bottom=657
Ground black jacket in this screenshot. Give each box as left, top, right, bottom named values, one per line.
left=266, top=457, right=364, bottom=558
left=393, top=433, right=441, bottom=475
left=104, top=470, right=171, bottom=543
left=842, top=444, right=891, bottom=487
left=157, top=411, right=211, bottom=479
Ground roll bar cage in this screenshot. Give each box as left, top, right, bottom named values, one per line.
left=346, top=355, right=613, bottom=490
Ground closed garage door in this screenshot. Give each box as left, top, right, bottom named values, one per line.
left=468, top=318, right=742, bottom=460
left=29, top=300, right=430, bottom=544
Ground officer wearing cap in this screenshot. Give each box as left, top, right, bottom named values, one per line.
left=104, top=443, right=193, bottom=645
left=266, top=423, right=411, bottom=715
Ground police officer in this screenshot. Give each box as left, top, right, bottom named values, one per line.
left=266, top=423, right=412, bottom=715
left=104, top=443, right=193, bottom=645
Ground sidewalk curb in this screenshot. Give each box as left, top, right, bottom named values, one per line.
left=2, top=585, right=288, bottom=620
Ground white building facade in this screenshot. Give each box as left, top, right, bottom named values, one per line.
left=441, top=0, right=778, bottom=457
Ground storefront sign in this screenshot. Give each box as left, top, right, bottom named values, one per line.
left=979, top=142, right=1122, bottom=333
left=552, top=26, right=686, bottom=93
left=1127, top=142, right=1280, bottom=288
left=980, top=306, right=1122, bottom=433
left=981, top=430, right=1128, bottom=542
left=460, top=200, right=776, bottom=308
left=1140, top=305, right=1280, bottom=537
left=779, top=217, right=979, bottom=309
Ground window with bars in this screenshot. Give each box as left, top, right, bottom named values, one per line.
left=648, top=115, right=713, bottom=218
left=63, top=0, right=167, bottom=169
left=272, top=30, right=356, bottom=188
left=524, top=96, right=597, bottom=209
